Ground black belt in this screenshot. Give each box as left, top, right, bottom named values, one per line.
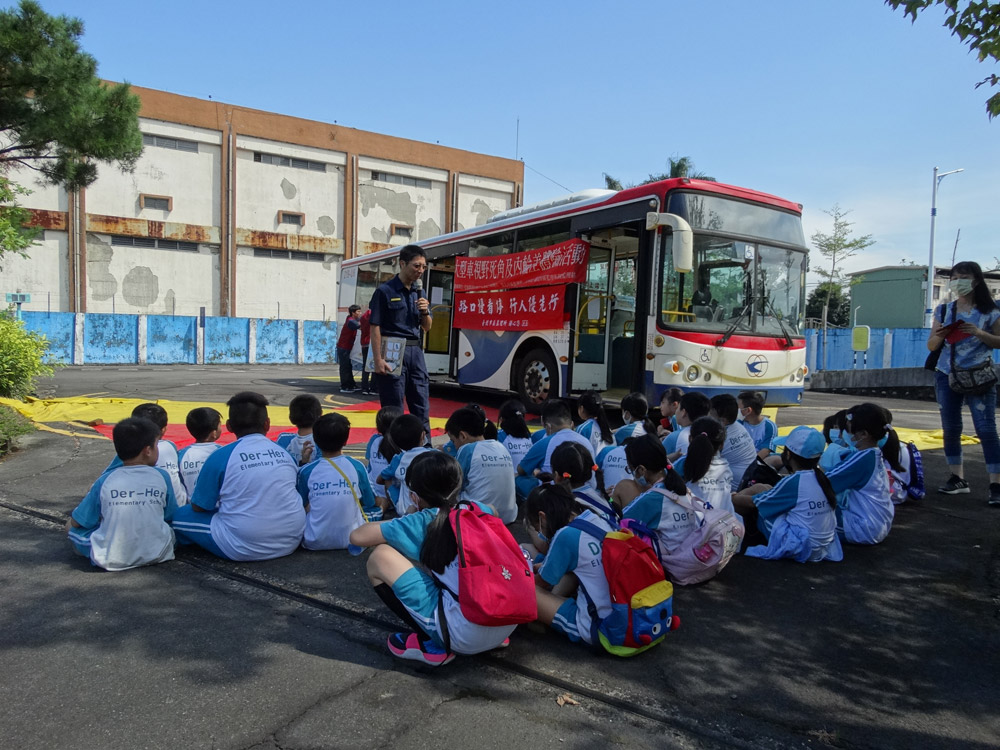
left=404, top=339, right=421, bottom=347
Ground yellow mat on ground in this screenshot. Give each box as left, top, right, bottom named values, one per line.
left=774, top=423, right=978, bottom=451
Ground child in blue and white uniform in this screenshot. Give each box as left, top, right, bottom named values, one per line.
left=366, top=406, right=402, bottom=514
left=656, top=387, right=682, bottom=439
left=819, top=410, right=852, bottom=471
left=710, top=394, right=758, bottom=491
left=613, top=392, right=656, bottom=445
left=171, top=391, right=305, bottom=561
left=575, top=390, right=614, bottom=457
left=528, top=483, right=614, bottom=645
left=597, top=443, right=630, bottom=499
left=548, top=442, right=616, bottom=523
left=738, top=390, right=778, bottom=458
left=733, top=426, right=844, bottom=563
left=297, top=413, right=379, bottom=550
left=664, top=391, right=711, bottom=461
left=517, top=400, right=595, bottom=499
left=178, top=407, right=222, bottom=496
left=274, top=394, right=322, bottom=465
left=68, top=417, right=178, bottom=571
left=105, top=402, right=188, bottom=506
left=350, top=452, right=516, bottom=666
left=447, top=407, right=517, bottom=523
left=673, top=417, right=735, bottom=514
left=497, top=399, right=534, bottom=474
left=379, top=414, right=431, bottom=515
left=825, top=403, right=895, bottom=545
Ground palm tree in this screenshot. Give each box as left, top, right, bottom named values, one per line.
left=602, top=156, right=715, bottom=191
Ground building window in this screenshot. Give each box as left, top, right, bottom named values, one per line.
left=390, top=223, right=413, bottom=239
left=370, top=171, right=432, bottom=190
left=253, top=152, right=326, bottom=172
left=110, top=235, right=198, bottom=252
left=933, top=285, right=941, bottom=301
left=140, top=194, right=172, bottom=211
left=142, top=133, right=199, bottom=153
left=278, top=211, right=305, bottom=226
left=252, top=248, right=328, bottom=262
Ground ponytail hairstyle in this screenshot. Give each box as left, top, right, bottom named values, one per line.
left=498, top=398, right=531, bottom=439
left=878, top=405, right=904, bottom=473
left=464, top=403, right=498, bottom=441
left=683, top=416, right=726, bottom=483
left=783, top=450, right=837, bottom=509
left=550, top=441, right=596, bottom=490
left=577, top=390, right=614, bottom=445
left=621, top=391, right=656, bottom=436
left=951, top=261, right=997, bottom=314
left=821, top=410, right=847, bottom=445
left=411, top=452, right=464, bottom=574
left=375, top=405, right=404, bottom=463
left=845, top=402, right=889, bottom=447
left=525, top=483, right=582, bottom=538
left=623, top=434, right=688, bottom=496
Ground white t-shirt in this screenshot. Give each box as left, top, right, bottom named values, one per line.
left=622, top=482, right=698, bottom=558
left=826, top=448, right=894, bottom=545
left=191, top=433, right=306, bottom=561
left=498, top=431, right=533, bottom=472
left=684, top=455, right=735, bottom=514
left=178, top=442, right=221, bottom=496
left=366, top=434, right=391, bottom=499
left=275, top=431, right=316, bottom=465
left=597, top=445, right=629, bottom=495
left=296, top=456, right=374, bottom=550
left=106, top=439, right=188, bottom=506
left=752, top=470, right=843, bottom=562
left=457, top=440, right=517, bottom=523
left=720, top=422, right=757, bottom=490
left=381, top=446, right=431, bottom=515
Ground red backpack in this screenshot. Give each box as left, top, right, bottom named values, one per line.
left=446, top=501, right=537, bottom=626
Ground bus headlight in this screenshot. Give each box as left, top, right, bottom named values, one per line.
left=685, top=365, right=700, bottom=382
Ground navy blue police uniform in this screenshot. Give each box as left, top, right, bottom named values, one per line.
left=368, top=275, right=431, bottom=439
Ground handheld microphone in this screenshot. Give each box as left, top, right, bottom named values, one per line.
left=414, top=277, right=428, bottom=315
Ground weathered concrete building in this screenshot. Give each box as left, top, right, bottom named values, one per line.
left=2, top=85, right=523, bottom=321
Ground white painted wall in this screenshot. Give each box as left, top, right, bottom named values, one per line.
left=0, top=230, right=70, bottom=312
left=455, top=174, right=514, bottom=230
left=236, top=136, right=346, bottom=239
left=234, top=247, right=338, bottom=320
left=84, top=233, right=221, bottom=316
left=356, top=157, right=447, bottom=248
left=86, top=119, right=222, bottom=228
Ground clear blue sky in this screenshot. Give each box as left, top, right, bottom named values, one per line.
left=16, top=0, right=1000, bottom=283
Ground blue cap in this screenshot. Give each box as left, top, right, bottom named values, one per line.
left=772, top=426, right=826, bottom=460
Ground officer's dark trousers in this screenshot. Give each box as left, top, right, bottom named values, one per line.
left=377, top=344, right=431, bottom=440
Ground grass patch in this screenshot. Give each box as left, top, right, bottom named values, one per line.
left=0, top=404, right=34, bottom=457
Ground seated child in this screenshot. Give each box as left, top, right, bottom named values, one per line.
left=106, top=403, right=188, bottom=507
left=379, top=414, right=431, bottom=516
left=497, top=399, right=534, bottom=473
left=297, top=413, right=379, bottom=550
left=657, top=387, right=682, bottom=437
left=710, top=394, right=757, bottom=491
left=366, top=406, right=402, bottom=514
left=171, top=391, right=306, bottom=561
left=275, top=394, right=323, bottom=465
left=673, top=416, right=735, bottom=514
left=178, top=407, right=222, bottom=496
left=517, top=399, right=595, bottom=499
left=575, top=390, right=614, bottom=457
left=547, top=442, right=616, bottom=523
left=878, top=406, right=920, bottom=504
left=528, top=483, right=616, bottom=646
left=349, top=452, right=516, bottom=666
left=732, top=426, right=843, bottom=563
left=664, top=391, right=711, bottom=462
left=825, top=403, right=895, bottom=545
left=441, top=403, right=495, bottom=457
left=614, top=392, right=656, bottom=445
left=819, top=410, right=851, bottom=471
left=68, top=417, right=178, bottom=571
left=738, top=390, right=778, bottom=459
left=597, top=442, right=630, bottom=501
left=447, top=407, right=517, bottom=523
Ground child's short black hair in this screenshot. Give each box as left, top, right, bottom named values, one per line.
left=113, top=417, right=160, bottom=461
left=540, top=399, right=573, bottom=427
left=348, top=304, right=361, bottom=315
left=131, top=402, right=168, bottom=430
left=186, top=407, right=222, bottom=442
left=227, top=391, right=270, bottom=436
left=660, top=387, right=683, bottom=405
left=709, top=393, right=739, bottom=425
left=679, top=391, right=711, bottom=421
left=288, top=394, right=323, bottom=428
left=445, top=407, right=486, bottom=438
left=388, top=413, right=425, bottom=452
left=313, top=413, right=351, bottom=453
left=737, top=390, right=765, bottom=415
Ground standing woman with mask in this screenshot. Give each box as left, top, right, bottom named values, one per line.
left=927, top=261, right=1000, bottom=506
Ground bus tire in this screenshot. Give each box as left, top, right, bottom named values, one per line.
left=515, top=347, right=557, bottom=413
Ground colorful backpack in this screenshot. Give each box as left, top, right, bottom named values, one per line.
left=652, top=488, right=744, bottom=586
left=905, top=442, right=925, bottom=500
left=569, top=518, right=679, bottom=657
left=446, top=501, right=537, bottom=626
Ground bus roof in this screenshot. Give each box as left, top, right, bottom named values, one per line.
left=342, top=177, right=802, bottom=267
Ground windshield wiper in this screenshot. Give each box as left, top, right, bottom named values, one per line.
left=715, top=302, right=752, bottom=347
left=762, top=294, right=795, bottom=349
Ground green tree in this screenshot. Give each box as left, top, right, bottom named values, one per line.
left=811, top=204, right=874, bottom=306
left=886, top=0, right=1000, bottom=117
left=0, top=0, right=143, bottom=190
left=0, top=176, right=38, bottom=269
left=806, top=282, right=851, bottom=327
left=0, top=310, right=54, bottom=399
left=603, top=155, right=715, bottom=191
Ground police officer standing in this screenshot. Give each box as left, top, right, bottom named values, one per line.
left=369, top=244, right=432, bottom=441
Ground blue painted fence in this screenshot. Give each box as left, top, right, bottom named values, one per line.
left=22, top=311, right=74, bottom=364
left=805, top=328, right=1000, bottom=371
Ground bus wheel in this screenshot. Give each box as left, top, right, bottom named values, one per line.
left=515, top=347, right=556, bottom=413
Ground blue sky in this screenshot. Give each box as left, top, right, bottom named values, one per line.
left=17, top=0, right=1000, bottom=284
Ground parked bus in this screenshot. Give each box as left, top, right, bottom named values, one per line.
left=339, top=178, right=808, bottom=411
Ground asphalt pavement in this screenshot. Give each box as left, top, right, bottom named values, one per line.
left=1, top=365, right=998, bottom=750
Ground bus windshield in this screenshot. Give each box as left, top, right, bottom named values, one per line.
left=660, top=235, right=806, bottom=336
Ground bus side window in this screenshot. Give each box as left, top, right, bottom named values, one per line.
left=469, top=232, right=513, bottom=258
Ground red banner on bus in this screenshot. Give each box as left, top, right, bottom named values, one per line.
left=454, top=238, right=589, bottom=292
left=453, top=286, right=566, bottom=330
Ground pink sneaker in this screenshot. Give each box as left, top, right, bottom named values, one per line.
left=387, top=632, right=455, bottom=666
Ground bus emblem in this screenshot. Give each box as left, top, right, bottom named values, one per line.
left=747, top=354, right=768, bottom=377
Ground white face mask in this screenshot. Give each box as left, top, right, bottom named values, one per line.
left=950, top=278, right=974, bottom=297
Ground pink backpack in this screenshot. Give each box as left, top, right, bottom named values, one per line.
left=447, top=502, right=538, bottom=626
left=651, top=488, right=745, bottom=585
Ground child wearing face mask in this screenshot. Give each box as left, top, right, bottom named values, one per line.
left=614, top=392, right=657, bottom=445
left=819, top=410, right=852, bottom=471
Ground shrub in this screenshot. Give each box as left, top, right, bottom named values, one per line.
left=0, top=404, right=33, bottom=455
left=0, top=310, right=54, bottom=399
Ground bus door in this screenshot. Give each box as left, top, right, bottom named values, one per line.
left=424, top=264, right=454, bottom=376
left=571, top=242, right=612, bottom=391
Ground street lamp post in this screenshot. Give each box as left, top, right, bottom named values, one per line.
left=926, top=166, right=964, bottom=327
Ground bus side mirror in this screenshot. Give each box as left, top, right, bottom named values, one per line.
left=646, top=212, right=693, bottom=273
